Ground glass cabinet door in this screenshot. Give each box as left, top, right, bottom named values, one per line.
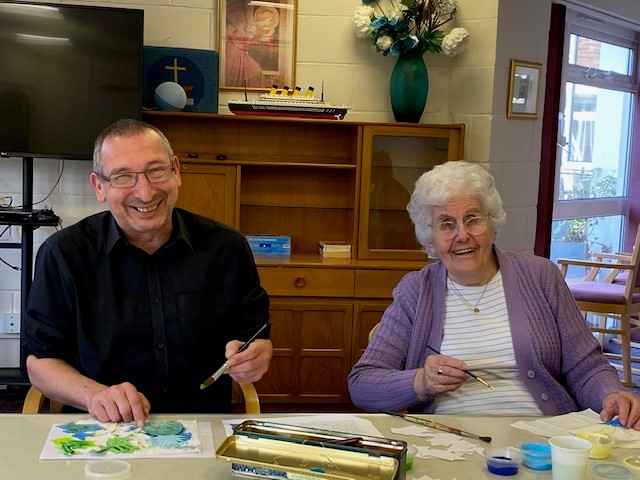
left=358, top=125, right=464, bottom=260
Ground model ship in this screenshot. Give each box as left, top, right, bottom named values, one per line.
left=228, top=84, right=349, bottom=121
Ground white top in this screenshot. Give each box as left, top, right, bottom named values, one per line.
left=432, top=272, right=543, bottom=415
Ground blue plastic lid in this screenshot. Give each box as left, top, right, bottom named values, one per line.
left=520, top=443, right=551, bottom=470
left=591, top=462, right=633, bottom=479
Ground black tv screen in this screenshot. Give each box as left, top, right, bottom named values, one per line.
left=0, top=1, right=143, bottom=160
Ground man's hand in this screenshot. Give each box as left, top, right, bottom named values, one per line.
left=225, top=338, right=273, bottom=383
left=87, top=382, right=150, bottom=427
left=601, top=391, right=640, bottom=430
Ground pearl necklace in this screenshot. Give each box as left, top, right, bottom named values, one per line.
left=447, top=278, right=490, bottom=313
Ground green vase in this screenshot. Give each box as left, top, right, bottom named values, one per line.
left=389, top=54, right=429, bottom=123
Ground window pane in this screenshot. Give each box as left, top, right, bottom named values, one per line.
left=551, top=215, right=624, bottom=282
left=558, top=83, right=632, bottom=201
left=568, top=34, right=634, bottom=76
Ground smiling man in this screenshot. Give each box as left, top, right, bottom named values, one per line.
left=23, top=119, right=271, bottom=426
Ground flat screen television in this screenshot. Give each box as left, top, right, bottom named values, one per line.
left=0, top=1, right=143, bottom=160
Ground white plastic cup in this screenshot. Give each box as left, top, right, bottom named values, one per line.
left=549, top=436, right=592, bottom=480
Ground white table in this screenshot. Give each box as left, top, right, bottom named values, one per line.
left=0, top=413, right=636, bottom=479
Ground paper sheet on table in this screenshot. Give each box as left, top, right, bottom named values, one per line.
left=40, top=421, right=215, bottom=460
left=511, top=409, right=640, bottom=448
left=222, top=414, right=384, bottom=438
left=390, top=426, right=484, bottom=462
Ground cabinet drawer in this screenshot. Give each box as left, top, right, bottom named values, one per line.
left=355, top=269, right=412, bottom=298
left=259, top=267, right=354, bottom=297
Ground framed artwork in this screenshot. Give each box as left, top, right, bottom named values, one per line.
left=218, top=0, right=297, bottom=91
left=507, top=59, right=542, bottom=119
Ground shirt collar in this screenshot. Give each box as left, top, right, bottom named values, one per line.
left=105, top=209, right=194, bottom=255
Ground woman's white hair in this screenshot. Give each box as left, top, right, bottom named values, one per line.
left=406, top=161, right=507, bottom=257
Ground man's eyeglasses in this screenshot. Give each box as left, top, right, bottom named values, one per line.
left=429, top=216, right=489, bottom=240
left=96, top=166, right=175, bottom=188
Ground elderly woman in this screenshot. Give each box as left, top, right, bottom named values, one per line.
left=348, top=161, right=640, bottom=429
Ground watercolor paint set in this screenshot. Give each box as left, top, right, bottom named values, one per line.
left=216, top=434, right=398, bottom=480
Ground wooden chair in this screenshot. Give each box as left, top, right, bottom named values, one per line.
left=22, top=381, right=260, bottom=414
left=557, top=224, right=640, bottom=386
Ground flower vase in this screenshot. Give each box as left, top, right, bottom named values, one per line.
left=389, top=54, right=429, bottom=123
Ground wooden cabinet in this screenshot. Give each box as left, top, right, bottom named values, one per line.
left=176, top=163, right=238, bottom=228
left=258, top=299, right=353, bottom=404
left=144, top=112, right=464, bottom=408
left=359, top=124, right=465, bottom=260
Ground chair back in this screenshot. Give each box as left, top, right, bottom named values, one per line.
left=623, top=224, right=640, bottom=298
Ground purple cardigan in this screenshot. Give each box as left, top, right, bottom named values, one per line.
left=348, top=248, right=623, bottom=415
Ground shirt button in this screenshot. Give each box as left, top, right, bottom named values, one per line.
left=153, top=297, right=160, bottom=304
left=157, top=342, right=164, bottom=349
left=527, top=370, right=535, bottom=379
left=541, top=393, right=549, bottom=401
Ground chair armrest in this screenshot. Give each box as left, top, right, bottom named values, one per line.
left=22, top=386, right=63, bottom=414
left=593, top=252, right=632, bottom=262
left=557, top=258, right=634, bottom=270
left=233, top=381, right=260, bottom=414
left=22, top=385, right=45, bottom=414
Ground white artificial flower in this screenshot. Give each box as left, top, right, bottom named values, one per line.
left=353, top=5, right=374, bottom=39
left=442, top=27, right=468, bottom=56
left=434, top=0, right=458, bottom=16
left=387, top=5, right=406, bottom=23
left=376, top=35, right=393, bottom=51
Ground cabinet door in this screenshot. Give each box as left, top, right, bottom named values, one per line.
left=359, top=125, right=464, bottom=260
left=255, top=299, right=353, bottom=403
left=176, top=162, right=238, bottom=228
left=352, top=301, right=390, bottom=365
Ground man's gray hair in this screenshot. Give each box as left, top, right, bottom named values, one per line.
left=93, top=118, right=174, bottom=175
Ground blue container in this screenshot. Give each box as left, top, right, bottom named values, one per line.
left=521, top=442, right=552, bottom=470
left=483, top=447, right=523, bottom=476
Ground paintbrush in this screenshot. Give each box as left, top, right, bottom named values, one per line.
left=383, top=410, right=492, bottom=443
left=200, top=323, right=269, bottom=389
left=426, top=345, right=494, bottom=390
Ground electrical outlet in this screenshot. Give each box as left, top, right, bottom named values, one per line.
left=2, top=313, right=19, bottom=334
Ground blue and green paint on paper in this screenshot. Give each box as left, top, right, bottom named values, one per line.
left=52, top=420, right=197, bottom=457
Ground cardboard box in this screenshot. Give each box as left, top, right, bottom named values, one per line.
left=246, top=235, right=291, bottom=255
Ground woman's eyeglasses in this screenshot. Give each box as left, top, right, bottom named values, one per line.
left=429, top=216, right=489, bottom=240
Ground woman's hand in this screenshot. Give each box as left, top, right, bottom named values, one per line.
left=601, top=391, right=640, bottom=430
left=413, top=353, right=470, bottom=400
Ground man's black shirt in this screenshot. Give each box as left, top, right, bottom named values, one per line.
left=23, top=209, right=270, bottom=413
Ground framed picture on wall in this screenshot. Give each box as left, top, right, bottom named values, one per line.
left=218, top=0, right=297, bottom=91
left=507, top=59, right=542, bottom=118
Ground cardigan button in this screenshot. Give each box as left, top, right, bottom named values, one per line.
left=527, top=370, right=535, bottom=379
left=541, top=393, right=549, bottom=401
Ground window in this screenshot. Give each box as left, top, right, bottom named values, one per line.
left=551, top=11, right=638, bottom=281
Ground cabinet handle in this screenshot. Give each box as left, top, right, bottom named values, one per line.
left=182, top=165, right=189, bottom=171
left=295, top=277, right=305, bottom=288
